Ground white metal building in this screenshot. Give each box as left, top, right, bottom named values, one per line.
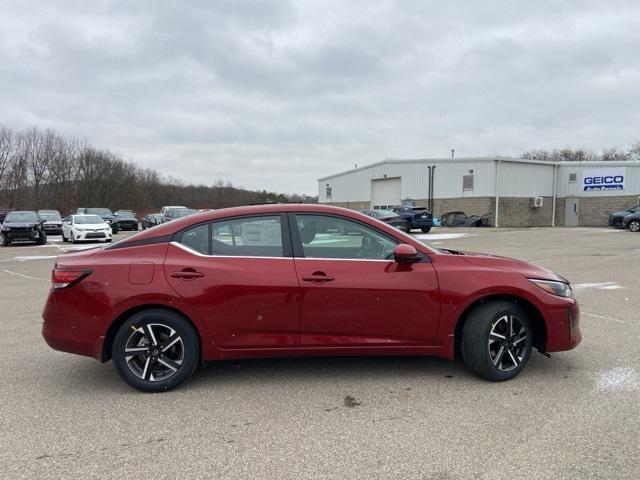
left=318, top=157, right=640, bottom=227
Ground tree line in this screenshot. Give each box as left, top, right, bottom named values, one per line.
left=522, top=143, right=640, bottom=162
left=0, top=124, right=316, bottom=215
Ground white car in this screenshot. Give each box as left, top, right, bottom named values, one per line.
left=62, top=214, right=113, bottom=243
left=160, top=205, right=187, bottom=215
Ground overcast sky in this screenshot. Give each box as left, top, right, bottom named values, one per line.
left=1, top=1, right=639, bottom=195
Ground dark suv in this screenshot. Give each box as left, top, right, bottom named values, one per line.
left=609, top=205, right=640, bottom=229
left=1, top=211, right=47, bottom=246
left=391, top=206, right=433, bottom=233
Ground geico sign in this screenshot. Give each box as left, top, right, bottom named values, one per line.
left=584, top=175, right=624, bottom=185
left=582, top=168, right=626, bottom=192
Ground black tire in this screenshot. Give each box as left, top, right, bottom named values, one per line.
left=69, top=234, right=76, bottom=244
left=629, top=220, right=640, bottom=233
left=61, top=230, right=68, bottom=242
left=36, top=231, right=47, bottom=245
left=1, top=235, right=9, bottom=247
left=112, top=309, right=200, bottom=392
left=613, top=218, right=623, bottom=229
left=404, top=224, right=412, bottom=233
left=461, top=301, right=532, bottom=381
left=421, top=227, right=431, bottom=233
left=105, top=239, right=112, bottom=243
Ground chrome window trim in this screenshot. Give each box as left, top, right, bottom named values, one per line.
left=170, top=241, right=394, bottom=262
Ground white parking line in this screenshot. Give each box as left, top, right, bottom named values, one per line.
left=573, top=282, right=624, bottom=291
left=1, top=269, right=49, bottom=282
left=414, top=233, right=479, bottom=240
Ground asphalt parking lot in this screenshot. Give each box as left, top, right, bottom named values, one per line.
left=1, top=228, right=638, bottom=479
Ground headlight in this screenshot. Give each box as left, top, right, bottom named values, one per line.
left=529, top=279, right=574, bottom=298
left=1, top=226, right=10, bottom=231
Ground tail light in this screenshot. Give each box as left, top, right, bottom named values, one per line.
left=51, top=269, right=92, bottom=289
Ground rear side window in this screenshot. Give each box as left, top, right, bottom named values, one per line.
left=180, top=224, right=209, bottom=255
left=211, top=216, right=283, bottom=257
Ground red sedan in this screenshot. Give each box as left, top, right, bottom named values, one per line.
left=42, top=204, right=581, bottom=392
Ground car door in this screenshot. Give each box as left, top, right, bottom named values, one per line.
left=291, top=213, right=440, bottom=347
left=164, top=214, right=300, bottom=349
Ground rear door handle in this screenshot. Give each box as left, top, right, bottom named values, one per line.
left=302, top=272, right=335, bottom=283
left=171, top=269, right=205, bottom=279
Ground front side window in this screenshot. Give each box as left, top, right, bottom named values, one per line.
left=211, top=216, right=283, bottom=257
left=295, top=214, right=397, bottom=260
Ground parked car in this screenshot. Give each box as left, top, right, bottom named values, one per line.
left=608, top=204, right=640, bottom=229
left=42, top=204, right=581, bottom=392
left=77, top=208, right=118, bottom=232
left=623, top=213, right=640, bottom=232
left=440, top=211, right=491, bottom=227
left=37, top=210, right=63, bottom=235
left=162, top=208, right=197, bottom=223
left=1, top=211, right=47, bottom=246
left=160, top=205, right=187, bottom=216
left=361, top=209, right=409, bottom=232
left=391, top=206, right=433, bottom=233
left=0, top=208, right=15, bottom=223
left=61, top=214, right=113, bottom=243
left=141, top=213, right=163, bottom=230
left=112, top=211, right=139, bottom=231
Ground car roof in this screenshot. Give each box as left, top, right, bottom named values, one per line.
left=7, top=210, right=38, bottom=214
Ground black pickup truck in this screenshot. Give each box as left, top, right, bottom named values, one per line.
left=391, top=206, right=433, bottom=233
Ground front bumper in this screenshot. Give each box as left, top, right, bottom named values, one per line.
left=2, top=229, right=42, bottom=242
left=72, top=229, right=112, bottom=241
left=544, top=299, right=582, bottom=352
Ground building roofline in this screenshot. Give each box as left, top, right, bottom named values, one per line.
left=318, top=157, right=640, bottom=181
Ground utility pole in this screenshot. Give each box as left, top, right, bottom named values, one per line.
left=451, top=149, right=455, bottom=158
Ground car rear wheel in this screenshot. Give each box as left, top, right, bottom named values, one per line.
left=421, top=227, right=431, bottom=233
left=629, top=220, right=640, bottom=232
left=112, top=309, right=200, bottom=392
left=461, top=301, right=532, bottom=381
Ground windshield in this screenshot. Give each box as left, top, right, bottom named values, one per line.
left=38, top=213, right=61, bottom=221
left=5, top=212, right=39, bottom=222
left=116, top=212, right=135, bottom=218
left=86, top=208, right=112, bottom=216
left=74, top=215, right=104, bottom=224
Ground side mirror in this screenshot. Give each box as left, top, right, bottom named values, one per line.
left=394, top=243, right=419, bottom=264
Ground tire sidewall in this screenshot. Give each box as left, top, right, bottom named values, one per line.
left=112, top=309, right=199, bottom=392
left=463, top=302, right=533, bottom=381
left=630, top=221, right=640, bottom=232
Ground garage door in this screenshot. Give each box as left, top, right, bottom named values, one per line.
left=371, top=177, right=401, bottom=210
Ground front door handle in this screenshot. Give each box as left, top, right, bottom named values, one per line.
left=302, top=272, right=335, bottom=283
left=171, top=269, right=205, bottom=280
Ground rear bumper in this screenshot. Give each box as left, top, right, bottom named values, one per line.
left=42, top=288, right=107, bottom=361
left=409, top=218, right=433, bottom=228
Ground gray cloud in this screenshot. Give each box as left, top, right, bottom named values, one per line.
left=1, top=0, right=639, bottom=194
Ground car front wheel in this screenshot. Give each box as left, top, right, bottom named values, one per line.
left=461, top=301, right=532, bottom=381
left=112, top=309, right=200, bottom=392
left=613, top=218, right=623, bottom=229
left=629, top=220, right=640, bottom=232
left=421, top=227, right=431, bottom=233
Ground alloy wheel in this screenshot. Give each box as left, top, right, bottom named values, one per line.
left=124, top=323, right=184, bottom=382
left=488, top=315, right=528, bottom=372
left=630, top=221, right=640, bottom=233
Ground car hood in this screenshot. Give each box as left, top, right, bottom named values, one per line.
left=611, top=210, right=631, bottom=217
left=2, top=222, right=39, bottom=228
left=439, top=249, right=566, bottom=283
left=43, top=220, right=62, bottom=224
